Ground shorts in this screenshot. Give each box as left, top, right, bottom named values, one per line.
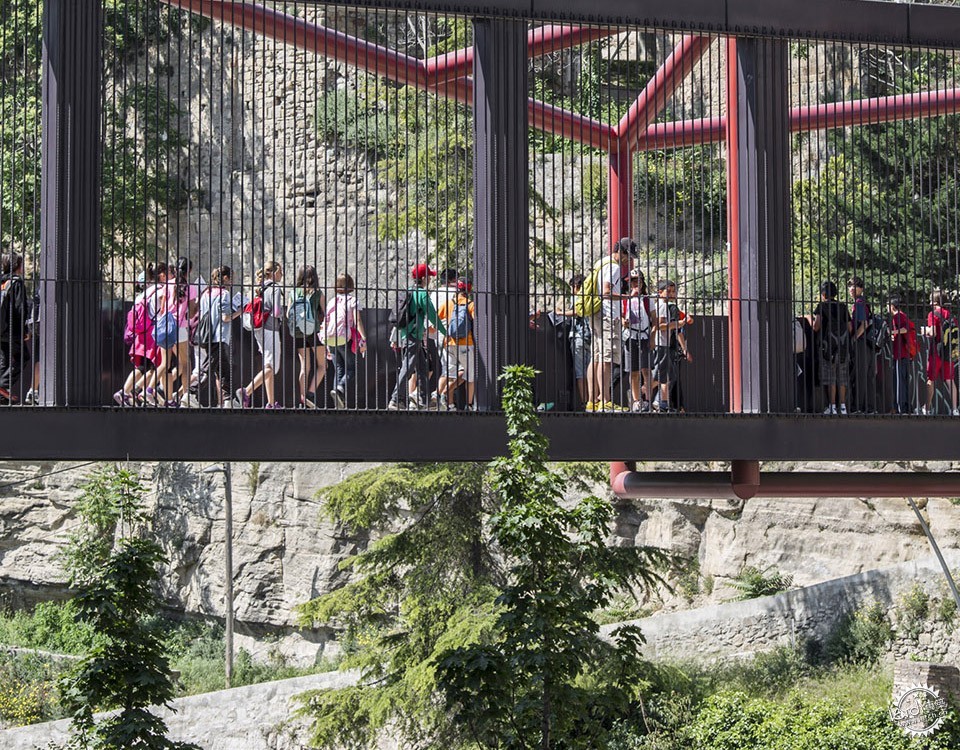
left=30, top=331, right=40, bottom=359
left=819, top=354, right=850, bottom=387
left=927, top=354, right=955, bottom=383
left=625, top=337, right=652, bottom=372
left=589, top=313, right=621, bottom=365
left=652, top=346, right=677, bottom=384
left=442, top=344, right=475, bottom=383
left=178, top=326, right=190, bottom=344
left=131, top=355, right=155, bottom=373
left=254, top=328, right=282, bottom=373
left=571, top=338, right=589, bottom=379
left=294, top=334, right=322, bottom=350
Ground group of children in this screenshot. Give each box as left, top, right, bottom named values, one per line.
left=558, top=238, right=695, bottom=413
left=807, top=281, right=958, bottom=416
left=118, top=259, right=367, bottom=409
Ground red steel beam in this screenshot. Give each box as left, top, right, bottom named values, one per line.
left=615, top=34, right=714, bottom=151
left=725, top=39, right=743, bottom=415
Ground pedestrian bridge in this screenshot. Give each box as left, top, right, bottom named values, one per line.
left=2, top=0, right=960, bottom=461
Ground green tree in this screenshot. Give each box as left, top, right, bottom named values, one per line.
left=434, top=366, right=671, bottom=749
left=55, top=466, right=199, bottom=750
left=296, top=462, right=496, bottom=750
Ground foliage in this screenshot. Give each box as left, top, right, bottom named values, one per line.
left=434, top=365, right=673, bottom=749
left=896, top=584, right=931, bottom=640
left=53, top=465, right=199, bottom=750
left=938, top=593, right=958, bottom=625
left=727, top=565, right=794, bottom=601
left=0, top=650, right=65, bottom=726
left=792, top=50, right=960, bottom=304
left=316, top=73, right=473, bottom=265
left=0, top=0, right=185, bottom=263
left=296, top=462, right=495, bottom=749
left=823, top=601, right=894, bottom=665
left=0, top=600, right=99, bottom=655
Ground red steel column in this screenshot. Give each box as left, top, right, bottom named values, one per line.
left=725, top=38, right=742, bottom=413
left=608, top=148, right=633, bottom=248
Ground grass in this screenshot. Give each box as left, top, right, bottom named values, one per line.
left=0, top=603, right=339, bottom=726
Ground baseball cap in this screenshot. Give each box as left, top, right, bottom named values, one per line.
left=657, top=279, right=675, bottom=292
left=457, top=280, right=472, bottom=294
left=617, top=237, right=639, bottom=258
left=411, top=263, right=437, bottom=280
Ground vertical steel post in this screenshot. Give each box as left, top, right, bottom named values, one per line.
left=608, top=148, right=633, bottom=246
left=40, top=0, right=103, bottom=407
left=472, top=19, right=529, bottom=410
left=223, top=462, right=234, bottom=688
left=725, top=38, right=793, bottom=414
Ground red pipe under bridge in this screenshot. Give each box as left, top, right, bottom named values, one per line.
left=162, top=0, right=960, bottom=247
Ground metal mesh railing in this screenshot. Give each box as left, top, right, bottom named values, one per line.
left=3, top=1, right=960, bottom=417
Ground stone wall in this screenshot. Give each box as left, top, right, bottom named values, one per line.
left=603, top=552, right=960, bottom=664
left=0, top=670, right=362, bottom=750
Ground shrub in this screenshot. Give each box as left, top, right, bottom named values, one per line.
left=727, top=565, right=793, bottom=601
left=896, top=584, right=930, bottom=640
left=823, top=602, right=893, bottom=665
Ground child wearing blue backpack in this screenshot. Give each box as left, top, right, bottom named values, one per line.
left=288, top=266, right=325, bottom=408
left=437, top=280, right=476, bottom=410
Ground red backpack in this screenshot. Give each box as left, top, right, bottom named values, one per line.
left=243, top=282, right=273, bottom=330
left=905, top=319, right=919, bottom=359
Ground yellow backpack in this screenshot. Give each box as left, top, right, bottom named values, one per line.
left=573, top=257, right=611, bottom=318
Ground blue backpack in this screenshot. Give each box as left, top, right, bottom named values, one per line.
left=447, top=301, right=472, bottom=339
left=154, top=311, right=179, bottom=349
left=287, top=294, right=318, bottom=337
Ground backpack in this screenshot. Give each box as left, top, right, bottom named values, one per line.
left=0, top=278, right=15, bottom=339
left=865, top=313, right=889, bottom=350
left=821, top=328, right=850, bottom=364
left=195, top=290, right=216, bottom=346
left=905, top=319, right=919, bottom=359
left=446, top=301, right=472, bottom=340
left=388, top=291, right=415, bottom=332
left=938, top=313, right=960, bottom=361
left=154, top=310, right=179, bottom=349
left=242, top=282, right=273, bottom=331
left=287, top=293, right=318, bottom=337
left=573, top=257, right=608, bottom=318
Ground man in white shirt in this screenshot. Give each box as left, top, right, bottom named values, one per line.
left=588, top=237, right=638, bottom=412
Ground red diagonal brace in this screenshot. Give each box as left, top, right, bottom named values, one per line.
left=615, top=34, right=714, bottom=151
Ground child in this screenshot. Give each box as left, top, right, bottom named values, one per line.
left=117, top=265, right=160, bottom=406
left=923, top=289, right=959, bottom=415
left=437, top=280, right=476, bottom=410
left=288, top=265, right=325, bottom=408
left=888, top=295, right=914, bottom=415
left=650, top=279, right=692, bottom=412
left=236, top=260, right=284, bottom=409
left=554, top=273, right=591, bottom=409
left=622, top=269, right=652, bottom=412
left=323, top=273, right=366, bottom=409
left=199, top=266, right=242, bottom=407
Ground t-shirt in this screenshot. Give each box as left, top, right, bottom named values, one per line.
left=438, top=294, right=476, bottom=347
left=597, top=258, right=622, bottom=320
left=891, top=310, right=910, bottom=361
left=851, top=295, right=869, bottom=339
left=200, top=287, right=234, bottom=345
left=928, top=307, right=952, bottom=353
left=623, top=296, right=650, bottom=339
left=815, top=300, right=850, bottom=344
left=654, top=299, right=680, bottom=348
left=324, top=293, right=362, bottom=347
left=431, top=285, right=458, bottom=340
left=258, top=282, right=282, bottom=332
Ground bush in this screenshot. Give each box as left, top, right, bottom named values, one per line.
left=0, top=601, right=99, bottom=655
left=823, top=602, right=893, bottom=665
left=727, top=566, right=794, bottom=601
left=897, top=584, right=931, bottom=640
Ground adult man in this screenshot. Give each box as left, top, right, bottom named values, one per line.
left=586, top=237, right=637, bottom=412
left=387, top=263, right=446, bottom=410
left=0, top=252, right=28, bottom=404
left=848, top=276, right=877, bottom=413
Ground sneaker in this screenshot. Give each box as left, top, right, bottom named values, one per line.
left=113, top=390, right=126, bottom=406
left=953, top=408, right=960, bottom=417
left=386, top=401, right=400, bottom=411
left=24, top=389, right=38, bottom=405
left=640, top=400, right=651, bottom=413
left=235, top=387, right=251, bottom=409
left=220, top=399, right=233, bottom=409
left=631, top=400, right=643, bottom=413
left=164, top=399, right=180, bottom=409
left=265, top=402, right=283, bottom=410
left=656, top=401, right=673, bottom=413
left=180, top=393, right=196, bottom=408
left=823, top=405, right=837, bottom=415
left=839, top=404, right=848, bottom=415
left=304, top=392, right=317, bottom=409
left=584, top=401, right=598, bottom=412
left=427, top=392, right=439, bottom=409
left=602, top=401, right=629, bottom=412
left=330, top=388, right=345, bottom=409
